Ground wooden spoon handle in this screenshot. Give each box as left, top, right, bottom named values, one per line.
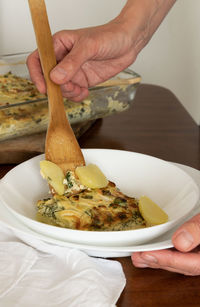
left=28, top=0, right=65, bottom=119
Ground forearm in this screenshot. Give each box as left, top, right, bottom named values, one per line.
left=113, top=0, right=176, bottom=55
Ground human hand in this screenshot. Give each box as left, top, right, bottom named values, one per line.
left=27, top=0, right=176, bottom=101
left=132, top=214, right=200, bottom=275
left=27, top=21, right=137, bottom=102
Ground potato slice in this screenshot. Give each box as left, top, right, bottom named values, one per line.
left=139, top=196, right=168, bottom=226
left=40, top=160, right=65, bottom=195
left=75, top=164, right=108, bottom=189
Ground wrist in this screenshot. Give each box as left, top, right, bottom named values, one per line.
left=112, top=0, right=176, bottom=55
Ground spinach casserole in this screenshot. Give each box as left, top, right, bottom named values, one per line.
left=36, top=161, right=147, bottom=231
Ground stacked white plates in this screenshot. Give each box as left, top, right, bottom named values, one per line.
left=0, top=149, right=199, bottom=257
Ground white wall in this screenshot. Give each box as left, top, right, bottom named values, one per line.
left=131, top=0, right=200, bottom=125
left=0, top=0, right=200, bottom=124
left=0, top=0, right=126, bottom=54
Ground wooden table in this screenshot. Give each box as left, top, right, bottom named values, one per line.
left=1, top=84, right=200, bottom=306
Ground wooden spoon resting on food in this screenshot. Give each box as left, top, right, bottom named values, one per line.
left=28, top=0, right=85, bottom=175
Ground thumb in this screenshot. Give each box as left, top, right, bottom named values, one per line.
left=50, top=42, right=90, bottom=85
left=172, top=214, right=200, bottom=252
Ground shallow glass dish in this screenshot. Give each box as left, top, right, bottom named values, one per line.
left=0, top=149, right=199, bottom=247
left=0, top=53, right=141, bottom=141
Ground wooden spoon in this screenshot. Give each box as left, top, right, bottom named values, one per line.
left=28, top=0, right=85, bottom=174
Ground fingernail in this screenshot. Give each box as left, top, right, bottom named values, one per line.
left=142, top=254, right=158, bottom=263
left=51, top=67, right=67, bottom=81
left=174, top=230, right=194, bottom=250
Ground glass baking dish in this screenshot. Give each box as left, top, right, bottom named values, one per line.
left=0, top=53, right=141, bottom=141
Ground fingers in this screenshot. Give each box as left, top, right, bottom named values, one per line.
left=27, top=30, right=89, bottom=94
left=51, top=35, right=90, bottom=100
left=27, top=32, right=72, bottom=93
left=61, top=83, right=89, bottom=102
left=132, top=214, right=200, bottom=275
left=132, top=249, right=200, bottom=276
left=27, top=50, right=46, bottom=93
left=70, top=88, right=89, bottom=102
left=50, top=40, right=91, bottom=86
left=172, top=214, right=200, bottom=252
left=27, top=42, right=89, bottom=101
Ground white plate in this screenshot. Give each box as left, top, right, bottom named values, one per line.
left=0, top=149, right=199, bottom=247
left=0, top=163, right=199, bottom=257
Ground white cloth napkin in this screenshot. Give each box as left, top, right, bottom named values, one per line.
left=0, top=222, right=126, bottom=307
